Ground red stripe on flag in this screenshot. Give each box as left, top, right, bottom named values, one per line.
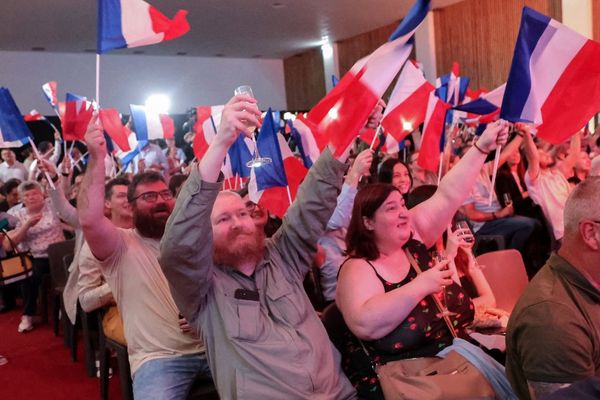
left=159, top=114, right=175, bottom=140
left=192, top=107, right=213, bottom=159
left=537, top=40, right=600, bottom=144
left=418, top=96, right=451, bottom=172
left=381, top=81, right=434, bottom=142
left=148, top=7, right=190, bottom=41
left=99, top=109, right=131, bottom=151
left=257, top=157, right=307, bottom=219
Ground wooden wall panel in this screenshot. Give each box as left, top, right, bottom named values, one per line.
left=434, top=0, right=562, bottom=91
left=594, top=0, right=600, bottom=42
left=284, top=48, right=325, bottom=111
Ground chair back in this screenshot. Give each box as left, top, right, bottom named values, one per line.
left=47, top=239, right=75, bottom=289
left=320, top=302, right=347, bottom=352
left=475, top=249, right=529, bottom=313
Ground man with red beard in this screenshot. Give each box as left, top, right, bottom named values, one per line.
left=77, top=115, right=211, bottom=400
left=159, top=94, right=383, bottom=400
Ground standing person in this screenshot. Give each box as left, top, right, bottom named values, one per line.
left=158, top=95, right=386, bottom=399
left=4, top=181, right=65, bottom=332
left=0, top=149, right=28, bottom=183
left=77, top=115, right=210, bottom=399
left=506, top=177, right=600, bottom=400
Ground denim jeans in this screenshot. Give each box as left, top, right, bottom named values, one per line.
left=132, top=353, right=211, bottom=400
left=476, top=215, right=538, bottom=254
left=22, top=257, right=49, bottom=316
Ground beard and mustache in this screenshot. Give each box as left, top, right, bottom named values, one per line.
left=213, top=227, right=265, bottom=268
left=134, top=203, right=171, bottom=239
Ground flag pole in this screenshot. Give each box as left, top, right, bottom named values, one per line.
left=436, top=152, right=443, bottom=186
left=96, top=54, right=101, bottom=105
left=488, top=145, right=502, bottom=206
left=29, top=140, right=56, bottom=190
left=369, top=125, right=382, bottom=150
left=285, top=185, right=293, bottom=205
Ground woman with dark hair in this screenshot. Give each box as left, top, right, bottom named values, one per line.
left=377, top=157, right=413, bottom=198
left=336, top=120, right=511, bottom=399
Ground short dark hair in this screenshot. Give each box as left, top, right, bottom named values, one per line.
left=168, top=174, right=188, bottom=197
left=127, top=171, right=166, bottom=202
left=37, top=141, right=53, bottom=154
left=377, top=158, right=413, bottom=192
left=105, top=177, right=131, bottom=200
left=1, top=178, right=22, bottom=196
left=346, top=183, right=400, bottom=260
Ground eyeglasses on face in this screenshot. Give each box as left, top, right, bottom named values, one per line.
left=131, top=189, right=173, bottom=203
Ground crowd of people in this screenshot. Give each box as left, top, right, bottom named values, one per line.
left=0, top=94, right=598, bottom=400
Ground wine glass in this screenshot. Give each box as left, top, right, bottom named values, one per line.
left=502, top=193, right=513, bottom=207
left=430, top=250, right=457, bottom=318
left=454, top=220, right=475, bottom=244
left=233, top=85, right=272, bottom=168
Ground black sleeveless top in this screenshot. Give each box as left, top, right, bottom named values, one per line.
left=339, top=238, right=475, bottom=399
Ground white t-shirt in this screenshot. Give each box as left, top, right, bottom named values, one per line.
left=98, top=228, right=203, bottom=374
left=525, top=169, right=571, bottom=240
left=462, top=164, right=501, bottom=232
left=0, top=161, right=28, bottom=183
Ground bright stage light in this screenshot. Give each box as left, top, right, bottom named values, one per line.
left=145, top=94, right=171, bottom=114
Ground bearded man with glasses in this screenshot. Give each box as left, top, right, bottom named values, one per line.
left=507, top=176, right=600, bottom=400
left=77, top=114, right=212, bottom=400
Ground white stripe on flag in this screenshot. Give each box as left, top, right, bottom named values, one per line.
left=145, top=111, right=164, bottom=140
left=121, top=0, right=164, bottom=48
left=383, top=61, right=427, bottom=117
left=522, top=20, right=586, bottom=124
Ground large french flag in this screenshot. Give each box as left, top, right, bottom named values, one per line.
left=418, top=92, right=451, bottom=172
left=0, top=87, right=32, bottom=146
left=130, top=104, right=174, bottom=142
left=62, top=93, right=94, bottom=141
left=192, top=105, right=224, bottom=160
left=304, top=0, right=430, bottom=157
left=501, top=7, right=600, bottom=144
left=381, top=60, right=434, bottom=142
left=97, top=0, right=190, bottom=54
left=249, top=110, right=308, bottom=218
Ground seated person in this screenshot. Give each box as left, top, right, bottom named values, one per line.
left=377, top=157, right=413, bottom=199
left=336, top=121, right=510, bottom=399
left=506, top=177, right=600, bottom=400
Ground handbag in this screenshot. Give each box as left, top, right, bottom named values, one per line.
left=0, top=232, right=33, bottom=286
left=358, top=253, right=496, bottom=400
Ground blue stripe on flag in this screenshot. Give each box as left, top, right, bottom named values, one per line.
left=227, top=135, right=253, bottom=178
left=389, top=0, right=431, bottom=41
left=289, top=121, right=312, bottom=169
left=453, top=98, right=498, bottom=115
left=255, top=108, right=287, bottom=191
left=130, top=105, right=149, bottom=142
left=0, top=87, right=33, bottom=142
left=97, top=0, right=127, bottom=54
left=500, top=7, right=551, bottom=122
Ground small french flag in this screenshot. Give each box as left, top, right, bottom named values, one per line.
left=129, top=104, right=174, bottom=142
left=192, top=105, right=224, bottom=160
left=97, top=0, right=190, bottom=54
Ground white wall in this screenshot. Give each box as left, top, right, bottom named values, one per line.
left=0, top=51, right=287, bottom=114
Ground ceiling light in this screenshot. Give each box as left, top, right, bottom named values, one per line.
left=402, top=121, right=413, bottom=131
left=145, top=94, right=171, bottom=115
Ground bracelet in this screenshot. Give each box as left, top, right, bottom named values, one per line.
left=492, top=212, right=497, bottom=220
left=51, top=174, right=59, bottom=183
left=61, top=172, right=69, bottom=177
left=473, top=142, right=489, bottom=155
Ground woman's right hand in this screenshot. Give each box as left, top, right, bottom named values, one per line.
left=417, top=260, right=454, bottom=295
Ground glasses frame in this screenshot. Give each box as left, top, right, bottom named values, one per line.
left=130, top=189, right=174, bottom=203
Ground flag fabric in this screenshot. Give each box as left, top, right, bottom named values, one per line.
left=307, top=0, right=431, bottom=157
left=435, top=62, right=470, bottom=106
left=42, top=81, right=59, bottom=113
left=99, top=108, right=131, bottom=151
left=62, top=93, right=94, bottom=141
left=289, top=114, right=326, bottom=167
left=129, top=104, right=174, bottom=142
left=418, top=92, right=451, bottom=172
left=501, top=6, right=600, bottom=144
left=24, top=109, right=45, bottom=122
left=227, top=135, right=254, bottom=178
left=249, top=111, right=308, bottom=218
left=115, top=130, right=142, bottom=167
left=381, top=60, right=435, bottom=142
left=97, top=0, right=190, bottom=54
left=455, top=83, right=505, bottom=116
left=192, top=105, right=224, bottom=159
left=0, top=87, right=32, bottom=145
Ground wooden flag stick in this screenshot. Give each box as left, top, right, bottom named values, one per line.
left=488, top=145, right=502, bottom=206
left=436, top=152, right=443, bottom=186
left=95, top=54, right=101, bottom=106
left=285, top=185, right=293, bottom=205
left=30, top=140, right=55, bottom=190
left=369, top=125, right=383, bottom=150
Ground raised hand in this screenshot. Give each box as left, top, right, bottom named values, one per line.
left=416, top=260, right=453, bottom=295
left=84, top=113, right=106, bottom=160
left=215, top=95, right=261, bottom=146
left=477, top=119, right=510, bottom=153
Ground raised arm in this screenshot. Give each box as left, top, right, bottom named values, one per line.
left=77, top=114, right=120, bottom=262
left=410, top=120, right=510, bottom=247
left=38, top=158, right=79, bottom=229
left=521, top=124, right=540, bottom=182
left=160, top=95, right=261, bottom=327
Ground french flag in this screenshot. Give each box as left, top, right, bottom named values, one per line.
left=0, top=88, right=32, bottom=147
left=129, top=104, right=174, bottom=142
left=435, top=62, right=469, bottom=106
left=304, top=0, right=430, bottom=157
left=381, top=60, right=434, bottom=142
left=418, top=92, right=451, bottom=172
left=249, top=110, right=307, bottom=218
left=501, top=7, right=600, bottom=144
left=99, top=108, right=131, bottom=151
left=115, top=130, right=142, bottom=168
left=288, top=114, right=325, bottom=168
left=227, top=134, right=254, bottom=178
left=97, top=0, right=190, bottom=54
left=192, top=105, right=224, bottom=160
left=42, top=81, right=59, bottom=113
left=62, top=93, right=94, bottom=141
left=24, top=110, right=46, bottom=122
left=455, top=83, right=505, bottom=125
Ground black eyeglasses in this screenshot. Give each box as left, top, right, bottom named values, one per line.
left=130, top=189, right=173, bottom=203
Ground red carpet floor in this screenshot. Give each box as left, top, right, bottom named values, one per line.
left=0, top=307, right=122, bottom=399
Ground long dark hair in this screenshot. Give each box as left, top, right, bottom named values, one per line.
left=346, top=183, right=400, bottom=260
left=377, top=158, right=413, bottom=198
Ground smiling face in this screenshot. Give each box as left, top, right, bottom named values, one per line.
left=363, top=190, right=412, bottom=250
left=392, top=163, right=412, bottom=195
left=131, top=180, right=174, bottom=239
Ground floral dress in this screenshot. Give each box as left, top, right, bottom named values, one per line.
left=339, top=238, right=475, bottom=399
